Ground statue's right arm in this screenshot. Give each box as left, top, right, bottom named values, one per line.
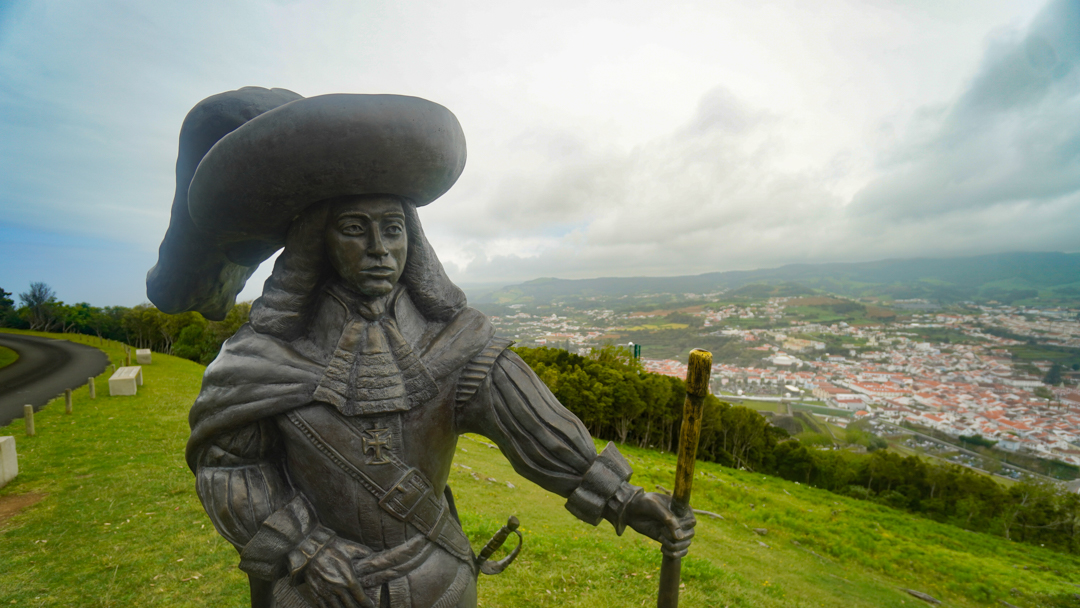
left=455, top=348, right=644, bottom=534
left=455, top=348, right=696, bottom=557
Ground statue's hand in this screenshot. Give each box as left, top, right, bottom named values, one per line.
left=624, top=491, right=696, bottom=558
left=305, top=536, right=374, bottom=608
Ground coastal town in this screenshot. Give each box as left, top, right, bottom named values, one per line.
left=486, top=297, right=1080, bottom=468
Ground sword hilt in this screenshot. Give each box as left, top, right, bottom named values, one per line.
left=476, top=515, right=522, bottom=575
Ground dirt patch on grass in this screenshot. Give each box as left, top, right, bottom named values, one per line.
left=865, top=305, right=897, bottom=319
left=0, top=492, right=47, bottom=527
left=628, top=310, right=669, bottom=318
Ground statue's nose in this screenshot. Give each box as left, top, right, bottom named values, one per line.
left=368, top=232, right=389, bottom=256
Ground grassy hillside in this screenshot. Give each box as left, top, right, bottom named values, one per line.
left=476, top=251, right=1080, bottom=307
left=0, top=345, right=17, bottom=369
left=2, top=331, right=1079, bottom=607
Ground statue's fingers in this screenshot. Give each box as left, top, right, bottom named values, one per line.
left=342, top=541, right=374, bottom=560
left=333, top=585, right=363, bottom=608
left=659, top=509, right=682, bottom=537
left=661, top=534, right=693, bottom=557
left=346, top=578, right=374, bottom=608
left=672, top=524, right=696, bottom=541
left=664, top=531, right=693, bottom=548
left=312, top=575, right=347, bottom=608
left=656, top=514, right=692, bottom=543
left=671, top=537, right=693, bottom=551
left=661, top=544, right=690, bottom=559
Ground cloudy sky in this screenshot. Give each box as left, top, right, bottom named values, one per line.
left=1, top=0, right=1077, bottom=307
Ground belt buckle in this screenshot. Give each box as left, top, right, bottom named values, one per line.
left=379, top=468, right=431, bottom=522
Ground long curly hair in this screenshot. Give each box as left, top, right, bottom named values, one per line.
left=248, top=195, right=466, bottom=341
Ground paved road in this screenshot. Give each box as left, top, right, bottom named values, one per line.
left=0, top=333, right=109, bottom=427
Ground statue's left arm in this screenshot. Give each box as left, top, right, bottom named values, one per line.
left=456, top=345, right=695, bottom=557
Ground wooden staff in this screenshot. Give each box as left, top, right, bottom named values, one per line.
left=657, top=348, right=712, bottom=608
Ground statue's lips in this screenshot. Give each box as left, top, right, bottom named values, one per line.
left=357, top=267, right=397, bottom=279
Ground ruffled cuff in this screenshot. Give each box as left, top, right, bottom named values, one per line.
left=238, top=495, right=332, bottom=581
left=565, top=443, right=634, bottom=525
left=286, top=525, right=336, bottom=582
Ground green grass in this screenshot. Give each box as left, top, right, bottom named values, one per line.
left=791, top=403, right=855, bottom=418
left=3, top=331, right=1079, bottom=607
left=622, top=323, right=689, bottom=331
left=0, top=330, right=245, bottom=606
left=1007, top=344, right=1080, bottom=368
left=730, top=399, right=786, bottom=413
left=0, top=345, right=17, bottom=369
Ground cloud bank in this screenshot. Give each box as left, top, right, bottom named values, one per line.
left=429, top=0, right=1080, bottom=285
left=0, top=0, right=1071, bottom=306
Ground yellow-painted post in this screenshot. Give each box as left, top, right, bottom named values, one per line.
left=657, top=349, right=712, bottom=608
left=64, top=389, right=72, bottom=414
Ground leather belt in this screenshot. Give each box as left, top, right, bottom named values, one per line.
left=285, top=409, right=473, bottom=563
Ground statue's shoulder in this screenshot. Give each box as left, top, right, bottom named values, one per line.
left=204, top=323, right=323, bottom=388
left=418, top=304, right=507, bottom=380
left=421, top=305, right=515, bottom=406
left=217, top=322, right=303, bottom=359
left=188, top=323, right=323, bottom=470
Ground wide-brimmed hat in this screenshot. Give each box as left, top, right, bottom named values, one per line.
left=146, top=88, right=467, bottom=320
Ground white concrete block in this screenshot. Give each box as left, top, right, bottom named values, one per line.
left=0, top=436, right=17, bottom=489
left=136, top=349, right=152, bottom=365
left=109, top=366, right=142, bottom=396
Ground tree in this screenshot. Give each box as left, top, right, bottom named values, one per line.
left=0, top=287, right=19, bottom=328
left=509, top=346, right=1080, bottom=555
left=999, top=481, right=1060, bottom=543
left=173, top=321, right=211, bottom=362
left=1044, top=363, right=1063, bottom=386
left=637, top=374, right=674, bottom=448
left=665, top=311, right=704, bottom=328
left=611, top=370, right=645, bottom=444
left=18, top=282, right=58, bottom=331
left=122, top=304, right=166, bottom=349
left=60, top=302, right=93, bottom=333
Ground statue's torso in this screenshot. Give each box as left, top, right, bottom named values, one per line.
left=275, top=384, right=459, bottom=551
left=265, top=286, right=485, bottom=607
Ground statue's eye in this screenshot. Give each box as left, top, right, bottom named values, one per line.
left=384, top=223, right=403, bottom=237
left=340, top=223, right=364, bottom=236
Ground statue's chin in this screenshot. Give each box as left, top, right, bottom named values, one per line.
left=344, top=278, right=396, bottom=299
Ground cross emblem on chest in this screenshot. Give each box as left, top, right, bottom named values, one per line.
left=362, top=428, right=393, bottom=465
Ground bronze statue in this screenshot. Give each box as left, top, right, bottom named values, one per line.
left=148, top=87, right=694, bottom=608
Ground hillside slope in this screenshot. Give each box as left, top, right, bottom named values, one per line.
left=0, top=330, right=1077, bottom=607
left=476, top=251, right=1080, bottom=306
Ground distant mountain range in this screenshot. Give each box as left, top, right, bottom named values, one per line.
left=473, top=252, right=1080, bottom=307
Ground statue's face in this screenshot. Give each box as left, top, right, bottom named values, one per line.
left=325, top=196, right=408, bottom=298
